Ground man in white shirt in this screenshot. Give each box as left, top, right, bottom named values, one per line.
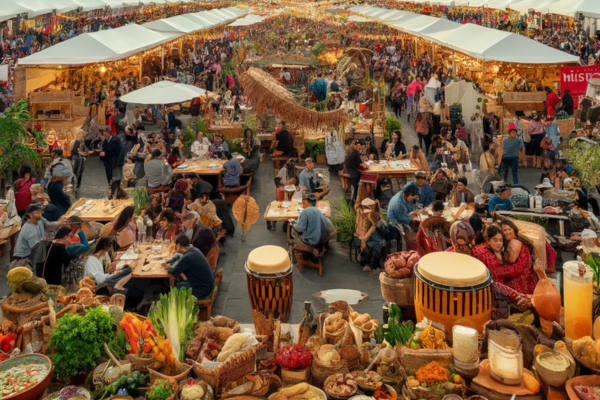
left=191, top=131, right=211, bottom=159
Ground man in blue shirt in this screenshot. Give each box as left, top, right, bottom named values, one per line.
left=310, top=73, right=327, bottom=102
left=488, top=186, right=514, bottom=213
left=387, top=183, right=420, bottom=250
left=292, top=195, right=329, bottom=254
left=299, top=158, right=330, bottom=199
left=402, top=171, right=435, bottom=207
left=501, top=123, right=524, bottom=184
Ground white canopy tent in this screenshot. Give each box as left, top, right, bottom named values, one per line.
left=228, top=14, right=266, bottom=27
left=508, top=0, right=561, bottom=14
left=483, top=0, right=522, bottom=10
left=143, top=7, right=244, bottom=33
left=353, top=5, right=579, bottom=64
left=548, top=0, right=600, bottom=19
left=348, top=15, right=371, bottom=22
left=120, top=81, right=216, bottom=104
left=0, top=0, right=33, bottom=23
left=18, top=24, right=178, bottom=66
left=454, top=0, right=493, bottom=7
left=18, top=0, right=58, bottom=18
left=62, top=0, right=107, bottom=12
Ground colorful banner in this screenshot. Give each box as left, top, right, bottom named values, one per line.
left=560, top=65, right=600, bottom=109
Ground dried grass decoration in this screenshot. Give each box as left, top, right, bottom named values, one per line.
left=239, top=67, right=349, bottom=130
left=233, top=195, right=260, bottom=241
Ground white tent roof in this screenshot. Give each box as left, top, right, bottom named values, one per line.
left=19, top=0, right=57, bottom=17
left=18, top=24, right=178, bottom=66
left=0, top=0, right=33, bottom=23
left=454, top=0, right=493, bottom=7
left=64, top=0, right=107, bottom=12
left=348, top=15, right=370, bottom=22
left=144, top=7, right=244, bottom=33
left=508, top=0, right=561, bottom=13
left=352, top=5, right=579, bottom=64
left=427, top=22, right=578, bottom=63
left=548, top=0, right=600, bottom=19
left=483, top=0, right=522, bottom=10
left=120, top=81, right=216, bottom=104
left=228, top=14, right=266, bottom=27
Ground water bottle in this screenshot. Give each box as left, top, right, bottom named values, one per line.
left=137, top=220, right=146, bottom=243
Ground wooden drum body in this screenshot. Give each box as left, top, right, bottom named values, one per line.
left=413, top=253, right=492, bottom=334
left=245, top=246, right=294, bottom=323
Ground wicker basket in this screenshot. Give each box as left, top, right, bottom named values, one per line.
left=125, top=354, right=157, bottom=373
left=148, top=361, right=192, bottom=384
left=400, top=348, right=453, bottom=371
left=190, top=337, right=264, bottom=395
left=339, top=345, right=361, bottom=372
left=280, top=368, right=310, bottom=387
left=320, top=314, right=348, bottom=345
left=379, top=272, right=414, bottom=306
left=148, top=377, right=179, bottom=400
left=311, top=357, right=349, bottom=387
left=222, top=371, right=281, bottom=397
left=0, top=293, right=48, bottom=323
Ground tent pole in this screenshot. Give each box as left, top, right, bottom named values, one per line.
left=452, top=49, right=456, bottom=78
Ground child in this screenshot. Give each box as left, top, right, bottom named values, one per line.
left=122, top=158, right=136, bottom=187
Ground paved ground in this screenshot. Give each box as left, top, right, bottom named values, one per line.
left=0, top=112, right=548, bottom=323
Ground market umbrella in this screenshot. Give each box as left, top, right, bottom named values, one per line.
left=119, top=81, right=216, bottom=104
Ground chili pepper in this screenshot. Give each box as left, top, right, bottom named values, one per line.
left=141, top=341, right=153, bottom=353
left=0, top=334, right=17, bottom=353
left=120, top=319, right=140, bottom=353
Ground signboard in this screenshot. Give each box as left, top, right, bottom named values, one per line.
left=560, top=65, right=600, bottom=109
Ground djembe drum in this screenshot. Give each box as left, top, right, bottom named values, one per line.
left=414, top=252, right=492, bottom=334
left=246, top=245, right=294, bottom=323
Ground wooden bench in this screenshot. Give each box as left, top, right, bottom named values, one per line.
left=196, top=269, right=223, bottom=321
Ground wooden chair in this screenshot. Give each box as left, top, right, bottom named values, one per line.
left=206, top=230, right=226, bottom=273
left=196, top=269, right=223, bottom=321
left=218, top=175, right=252, bottom=204
left=286, top=222, right=324, bottom=276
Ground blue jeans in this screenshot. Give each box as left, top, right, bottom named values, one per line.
left=501, top=157, right=519, bottom=184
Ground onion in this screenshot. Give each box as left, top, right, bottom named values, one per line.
left=379, top=346, right=398, bottom=363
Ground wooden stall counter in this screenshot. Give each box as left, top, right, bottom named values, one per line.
left=264, top=200, right=331, bottom=221
left=63, top=198, right=133, bottom=222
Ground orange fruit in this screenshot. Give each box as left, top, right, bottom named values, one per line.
left=573, top=317, right=593, bottom=339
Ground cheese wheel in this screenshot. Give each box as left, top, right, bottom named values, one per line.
left=417, top=252, right=488, bottom=287
left=247, top=245, right=290, bottom=274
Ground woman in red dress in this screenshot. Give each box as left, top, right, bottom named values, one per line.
left=472, top=224, right=538, bottom=310
left=14, top=165, right=35, bottom=217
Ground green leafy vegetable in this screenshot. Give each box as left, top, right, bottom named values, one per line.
left=149, top=287, right=198, bottom=362
left=107, top=327, right=128, bottom=360
left=49, top=307, right=114, bottom=377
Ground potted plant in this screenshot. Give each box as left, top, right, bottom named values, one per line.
left=49, top=307, right=114, bottom=383
left=332, top=197, right=356, bottom=245
left=385, top=115, right=402, bottom=134
left=305, top=139, right=326, bottom=164
left=132, top=187, right=149, bottom=216
left=0, top=100, right=46, bottom=190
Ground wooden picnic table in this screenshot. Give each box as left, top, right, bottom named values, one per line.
left=365, top=159, right=420, bottom=177
left=63, top=198, right=133, bottom=222
left=173, top=159, right=225, bottom=187
left=114, top=243, right=176, bottom=286
left=264, top=200, right=331, bottom=222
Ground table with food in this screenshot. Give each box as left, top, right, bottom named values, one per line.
left=174, top=159, right=226, bottom=186
left=63, top=198, right=134, bottom=222
left=114, top=242, right=176, bottom=286
left=264, top=200, right=331, bottom=221
left=364, top=160, right=419, bottom=177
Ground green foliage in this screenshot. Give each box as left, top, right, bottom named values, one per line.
left=49, top=307, right=114, bottom=378
left=107, top=327, right=127, bottom=360
left=385, top=115, right=402, bottom=134
left=332, top=197, right=357, bottom=243
left=225, top=138, right=243, bottom=154
left=305, top=139, right=325, bottom=158
left=565, top=140, right=600, bottom=190
left=183, top=119, right=208, bottom=150
left=243, top=113, right=258, bottom=132
left=221, top=61, right=235, bottom=77
left=0, top=100, right=46, bottom=180
left=312, top=42, right=327, bottom=57
left=132, top=187, right=149, bottom=216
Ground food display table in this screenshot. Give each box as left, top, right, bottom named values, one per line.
left=63, top=198, right=133, bottom=222
left=496, top=209, right=568, bottom=236
left=115, top=242, right=176, bottom=286
left=264, top=200, right=331, bottom=221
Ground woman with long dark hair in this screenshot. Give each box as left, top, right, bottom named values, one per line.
left=112, top=206, right=136, bottom=249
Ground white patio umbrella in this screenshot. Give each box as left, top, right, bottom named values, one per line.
left=120, top=81, right=216, bottom=104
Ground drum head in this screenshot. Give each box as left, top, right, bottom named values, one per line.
left=247, top=245, right=290, bottom=274
left=416, top=252, right=488, bottom=288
